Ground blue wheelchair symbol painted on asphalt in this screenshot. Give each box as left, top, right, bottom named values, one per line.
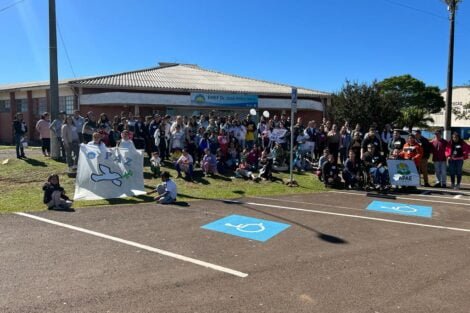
left=202, top=215, right=290, bottom=242
left=366, top=201, right=432, bottom=218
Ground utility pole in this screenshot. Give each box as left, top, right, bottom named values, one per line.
left=444, top=0, right=458, bottom=140
left=49, top=0, right=60, bottom=159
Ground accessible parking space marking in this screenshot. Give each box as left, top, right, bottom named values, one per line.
left=202, top=214, right=290, bottom=242
left=15, top=212, right=248, bottom=278
left=366, top=200, right=432, bottom=218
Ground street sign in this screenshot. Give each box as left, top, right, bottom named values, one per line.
left=201, top=214, right=291, bottom=242
left=291, top=87, right=297, bottom=112
left=366, top=201, right=432, bottom=218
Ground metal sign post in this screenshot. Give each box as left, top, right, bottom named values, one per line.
left=288, top=87, right=298, bottom=187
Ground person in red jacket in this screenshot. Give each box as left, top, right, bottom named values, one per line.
left=400, top=134, right=423, bottom=168
left=431, top=129, right=448, bottom=188
left=445, top=132, right=469, bottom=190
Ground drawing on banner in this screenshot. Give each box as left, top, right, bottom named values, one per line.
left=74, top=144, right=146, bottom=200
left=269, top=128, right=288, bottom=143
left=224, top=222, right=266, bottom=233
left=387, top=160, right=420, bottom=186
left=91, top=164, right=123, bottom=186
left=381, top=205, right=417, bottom=213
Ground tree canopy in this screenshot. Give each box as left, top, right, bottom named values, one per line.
left=329, top=80, right=400, bottom=131
left=329, top=75, right=445, bottom=131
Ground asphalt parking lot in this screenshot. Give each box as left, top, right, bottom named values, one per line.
left=2, top=190, right=470, bottom=313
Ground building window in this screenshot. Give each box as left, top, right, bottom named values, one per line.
left=33, top=98, right=48, bottom=116
left=0, top=100, right=10, bottom=112
left=16, top=99, right=28, bottom=112
left=38, top=97, right=47, bottom=115
left=59, top=96, right=74, bottom=114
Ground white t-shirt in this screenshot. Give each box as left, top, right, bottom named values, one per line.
left=177, top=154, right=193, bottom=166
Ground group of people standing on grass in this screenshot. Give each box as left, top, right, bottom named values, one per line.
left=14, top=109, right=470, bottom=209
left=318, top=125, right=469, bottom=191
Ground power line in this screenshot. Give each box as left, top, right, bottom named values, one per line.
left=57, top=23, right=76, bottom=78
left=381, top=0, right=448, bottom=20
left=0, top=0, right=24, bottom=14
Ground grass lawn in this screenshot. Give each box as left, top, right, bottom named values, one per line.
left=0, top=151, right=325, bottom=213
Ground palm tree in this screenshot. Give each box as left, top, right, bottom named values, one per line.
left=397, top=107, right=434, bottom=132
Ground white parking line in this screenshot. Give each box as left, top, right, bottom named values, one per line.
left=329, top=190, right=470, bottom=206
left=245, top=202, right=470, bottom=233
left=15, top=212, right=248, bottom=278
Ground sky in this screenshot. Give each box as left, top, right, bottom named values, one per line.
left=0, top=0, right=469, bottom=93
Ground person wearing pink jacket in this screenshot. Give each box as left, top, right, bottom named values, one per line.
left=35, top=112, right=51, bottom=157
left=445, top=132, right=469, bottom=190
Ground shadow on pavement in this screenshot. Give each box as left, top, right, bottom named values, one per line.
left=243, top=204, right=348, bottom=245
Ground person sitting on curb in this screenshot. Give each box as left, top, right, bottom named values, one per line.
left=147, top=171, right=177, bottom=204
left=175, top=148, right=194, bottom=180
left=42, top=174, right=73, bottom=211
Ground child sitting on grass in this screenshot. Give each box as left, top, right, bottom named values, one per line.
left=235, top=157, right=257, bottom=180
left=147, top=171, right=177, bottom=204
left=150, top=151, right=161, bottom=178
left=42, top=174, right=73, bottom=211
left=202, top=148, right=218, bottom=176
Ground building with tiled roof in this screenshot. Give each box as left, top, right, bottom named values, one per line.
left=0, top=63, right=330, bottom=144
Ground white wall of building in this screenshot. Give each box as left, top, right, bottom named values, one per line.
left=79, top=91, right=323, bottom=111
left=429, top=86, right=470, bottom=127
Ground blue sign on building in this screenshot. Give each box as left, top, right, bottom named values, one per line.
left=201, top=214, right=290, bottom=242
left=366, top=201, right=433, bottom=218
left=190, top=93, right=258, bottom=108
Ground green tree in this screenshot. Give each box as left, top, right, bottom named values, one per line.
left=378, top=75, right=445, bottom=114
left=329, top=80, right=400, bottom=130
left=378, top=75, right=445, bottom=130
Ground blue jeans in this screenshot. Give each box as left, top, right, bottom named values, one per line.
left=14, top=134, right=25, bottom=158
left=370, top=167, right=389, bottom=186
left=448, top=159, right=463, bottom=185
left=433, top=161, right=447, bottom=186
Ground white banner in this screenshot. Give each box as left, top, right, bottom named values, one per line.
left=74, top=144, right=146, bottom=200
left=387, top=159, right=420, bottom=186
left=269, top=128, right=288, bottom=143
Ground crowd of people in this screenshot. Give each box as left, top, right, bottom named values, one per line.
left=13, top=109, right=470, bottom=200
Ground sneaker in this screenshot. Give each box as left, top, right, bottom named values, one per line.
left=433, top=183, right=441, bottom=188
left=441, top=184, right=447, bottom=188
left=455, top=184, right=460, bottom=190
left=424, top=183, right=431, bottom=187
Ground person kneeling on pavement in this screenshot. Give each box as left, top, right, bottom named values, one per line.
left=43, top=174, right=73, bottom=211
left=362, top=143, right=389, bottom=190
left=148, top=171, right=177, bottom=204
left=322, top=153, right=342, bottom=188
